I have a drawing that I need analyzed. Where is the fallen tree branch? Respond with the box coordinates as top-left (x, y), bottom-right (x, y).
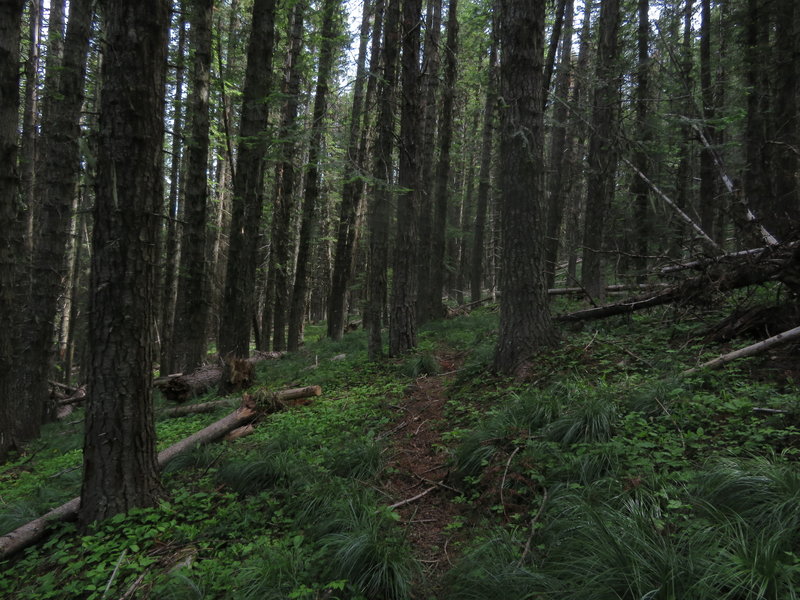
top-left (623, 156), bottom-right (722, 254)
top-left (682, 325), bottom-right (800, 376)
top-left (658, 244), bottom-right (793, 275)
top-left (160, 398), bottom-right (236, 417)
top-left (388, 486), bottom-right (437, 510)
top-left (557, 250), bottom-right (792, 323)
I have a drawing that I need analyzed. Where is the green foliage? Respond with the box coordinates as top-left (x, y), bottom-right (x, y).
top-left (399, 352), bottom-right (441, 378)
top-left (322, 501), bottom-right (419, 600)
top-left (4, 301), bottom-right (800, 599)
top-left (442, 529), bottom-right (544, 599)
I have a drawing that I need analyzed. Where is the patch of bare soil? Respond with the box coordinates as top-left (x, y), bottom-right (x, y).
top-left (381, 352), bottom-right (465, 595)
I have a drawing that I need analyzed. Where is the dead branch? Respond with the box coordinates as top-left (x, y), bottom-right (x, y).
top-left (387, 486), bottom-right (437, 510)
top-left (623, 156), bottom-right (722, 254)
top-left (557, 249), bottom-right (793, 323)
top-left (682, 325), bottom-right (800, 376)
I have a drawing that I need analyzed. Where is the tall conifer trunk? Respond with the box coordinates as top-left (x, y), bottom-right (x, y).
top-left (493, 0), bottom-right (557, 373)
top-left (288, 0), bottom-right (339, 351)
top-left (218, 0), bottom-right (277, 360)
top-left (80, 0), bottom-right (169, 525)
top-left (389, 0), bottom-right (423, 355)
top-left (172, 0), bottom-right (213, 372)
top-left (367, 0), bottom-right (400, 360)
top-left (0, 0), bottom-right (25, 461)
top-left (580, 0), bottom-right (621, 300)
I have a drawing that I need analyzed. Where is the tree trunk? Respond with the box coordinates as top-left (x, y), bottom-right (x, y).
top-left (288, 0), bottom-right (339, 351)
top-left (80, 0), bottom-right (170, 527)
top-left (208, 0), bottom-right (240, 348)
top-left (672, 0), bottom-right (693, 257)
top-left (172, 0), bottom-right (213, 373)
top-left (698, 0), bottom-right (716, 242)
top-left (19, 0), bottom-right (40, 255)
top-left (542, 0), bottom-right (566, 109)
top-left (0, 0), bottom-right (25, 461)
top-left (416, 0), bottom-right (442, 323)
top-left (470, 27), bottom-right (497, 303)
top-left (159, 5), bottom-right (186, 377)
top-left (389, 0), bottom-right (423, 356)
top-left (265, 0), bottom-right (305, 352)
top-left (218, 0), bottom-right (277, 359)
top-left (427, 0), bottom-right (459, 320)
top-left (19, 0), bottom-right (93, 439)
top-left (742, 0), bottom-right (771, 245)
top-left (630, 0), bottom-right (651, 280)
top-left (544, 0), bottom-right (574, 288)
top-left (492, 0), bottom-right (558, 373)
top-left (580, 0), bottom-right (621, 300)
top-left (328, 0), bottom-right (379, 341)
top-left (771, 0), bottom-right (798, 239)
top-left (366, 0), bottom-right (400, 360)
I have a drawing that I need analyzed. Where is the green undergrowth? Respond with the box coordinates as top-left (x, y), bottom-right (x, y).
top-left (2, 300), bottom-right (800, 598)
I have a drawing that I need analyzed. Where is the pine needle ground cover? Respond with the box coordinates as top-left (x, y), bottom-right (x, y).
top-left (2, 306), bottom-right (800, 599)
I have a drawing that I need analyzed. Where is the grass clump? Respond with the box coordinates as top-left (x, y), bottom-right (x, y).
top-left (321, 501), bottom-right (419, 600)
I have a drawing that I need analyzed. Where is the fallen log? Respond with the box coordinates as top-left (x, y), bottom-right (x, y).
top-left (682, 325), bottom-right (800, 376)
top-left (57, 386), bottom-right (87, 407)
top-left (160, 398), bottom-right (236, 417)
top-left (0, 383), bottom-right (318, 560)
top-left (156, 403), bottom-right (258, 466)
top-left (155, 352), bottom-right (285, 402)
top-left (160, 385), bottom-right (322, 417)
top-left (548, 283), bottom-right (670, 296)
top-left (154, 363), bottom-right (225, 402)
top-left (556, 250), bottom-right (793, 323)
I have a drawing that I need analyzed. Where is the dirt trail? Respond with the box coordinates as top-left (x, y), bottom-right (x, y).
top-left (382, 353), bottom-right (464, 590)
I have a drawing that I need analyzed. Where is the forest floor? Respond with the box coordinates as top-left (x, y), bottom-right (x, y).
top-left (3, 288), bottom-right (800, 599)
top-left (382, 352), bottom-right (465, 590)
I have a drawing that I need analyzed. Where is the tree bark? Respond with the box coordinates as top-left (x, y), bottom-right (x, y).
top-left (470, 25), bottom-right (497, 303)
top-left (366, 0), bottom-right (400, 360)
top-left (288, 0), bottom-right (340, 351)
top-left (80, 0), bottom-right (170, 527)
top-left (218, 0), bottom-right (277, 359)
top-left (159, 5), bottom-right (187, 377)
top-left (698, 0), bottom-right (716, 242)
top-left (0, 0), bottom-right (25, 461)
top-left (580, 0), bottom-right (621, 300)
top-left (265, 0), bottom-right (305, 352)
top-left (416, 0), bottom-right (442, 323)
top-left (427, 0), bottom-right (459, 320)
top-left (21, 0), bottom-right (93, 434)
top-left (629, 0), bottom-right (651, 280)
top-left (172, 0), bottom-right (213, 373)
top-left (328, 0), bottom-right (379, 341)
top-left (19, 0), bottom-right (40, 254)
top-left (389, 0), bottom-right (423, 356)
top-left (742, 0), bottom-right (771, 246)
top-left (544, 0), bottom-right (574, 288)
top-left (492, 0), bottom-right (558, 373)
top-left (771, 0), bottom-right (798, 239)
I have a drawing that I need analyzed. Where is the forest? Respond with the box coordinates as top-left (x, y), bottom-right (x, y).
top-left (1, 0), bottom-right (800, 597)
